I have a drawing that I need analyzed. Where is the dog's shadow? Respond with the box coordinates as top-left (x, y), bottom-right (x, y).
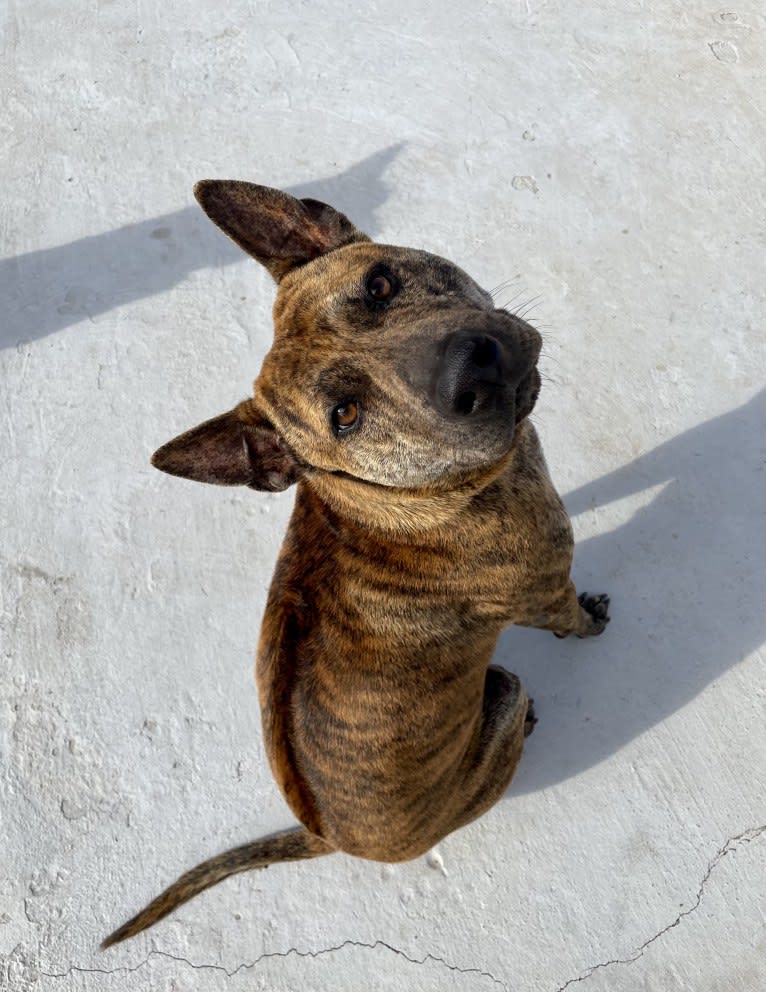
top-left (0, 143), bottom-right (404, 350)
top-left (501, 388), bottom-right (765, 794)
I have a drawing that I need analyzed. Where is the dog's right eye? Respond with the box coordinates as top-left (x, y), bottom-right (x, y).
top-left (365, 265), bottom-right (398, 306)
top-left (368, 275), bottom-right (393, 300)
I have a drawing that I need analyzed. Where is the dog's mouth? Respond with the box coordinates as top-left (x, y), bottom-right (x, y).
top-left (514, 366), bottom-right (541, 424)
top-left (324, 466), bottom-right (401, 490)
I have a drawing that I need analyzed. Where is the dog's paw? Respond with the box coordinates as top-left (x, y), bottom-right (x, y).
top-left (577, 592), bottom-right (610, 637)
top-left (524, 698), bottom-right (537, 738)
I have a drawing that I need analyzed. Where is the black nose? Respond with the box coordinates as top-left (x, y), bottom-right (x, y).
top-left (433, 333), bottom-right (506, 417)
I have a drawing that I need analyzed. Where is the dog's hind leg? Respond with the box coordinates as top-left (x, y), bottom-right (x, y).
top-left (447, 665), bottom-right (532, 834)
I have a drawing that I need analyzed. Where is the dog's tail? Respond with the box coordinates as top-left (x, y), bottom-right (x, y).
top-left (101, 826), bottom-right (333, 949)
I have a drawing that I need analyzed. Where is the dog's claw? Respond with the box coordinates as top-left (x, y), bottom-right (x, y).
top-left (524, 698), bottom-right (537, 737)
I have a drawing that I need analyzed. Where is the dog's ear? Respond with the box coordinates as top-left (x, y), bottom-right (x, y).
top-left (193, 180), bottom-right (369, 282)
top-left (151, 401), bottom-right (303, 492)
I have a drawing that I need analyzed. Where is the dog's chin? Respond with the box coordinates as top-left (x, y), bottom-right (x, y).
top-left (514, 367), bottom-right (541, 425)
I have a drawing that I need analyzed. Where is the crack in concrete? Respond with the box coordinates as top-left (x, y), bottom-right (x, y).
top-left (38, 825), bottom-right (763, 991)
top-left (41, 937), bottom-right (509, 989)
top-left (553, 824), bottom-right (766, 991)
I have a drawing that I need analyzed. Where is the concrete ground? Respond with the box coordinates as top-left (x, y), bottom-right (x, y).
top-left (2, 2), bottom-right (764, 990)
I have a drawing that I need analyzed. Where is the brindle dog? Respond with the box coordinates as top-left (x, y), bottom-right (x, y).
top-left (102, 181), bottom-right (609, 948)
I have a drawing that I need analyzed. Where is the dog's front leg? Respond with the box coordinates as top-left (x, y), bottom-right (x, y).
top-left (520, 579), bottom-right (610, 638)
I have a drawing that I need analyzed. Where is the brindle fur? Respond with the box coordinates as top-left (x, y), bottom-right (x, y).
top-left (102, 181), bottom-right (609, 948)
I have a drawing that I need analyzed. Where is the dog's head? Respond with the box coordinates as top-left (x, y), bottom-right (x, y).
top-left (153, 182), bottom-right (542, 500)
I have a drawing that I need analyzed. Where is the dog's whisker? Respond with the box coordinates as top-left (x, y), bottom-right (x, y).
top-left (512, 295), bottom-right (544, 320)
top-left (489, 278), bottom-right (521, 300)
top-left (496, 290), bottom-right (529, 312)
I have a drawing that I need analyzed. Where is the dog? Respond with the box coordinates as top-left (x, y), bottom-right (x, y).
top-left (102, 181), bottom-right (609, 948)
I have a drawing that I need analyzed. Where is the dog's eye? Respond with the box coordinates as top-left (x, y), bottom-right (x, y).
top-left (332, 401), bottom-right (361, 434)
top-left (368, 275), bottom-right (393, 300)
top-left (365, 266), bottom-right (397, 305)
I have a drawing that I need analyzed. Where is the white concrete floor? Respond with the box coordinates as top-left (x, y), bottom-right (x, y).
top-left (2, 2), bottom-right (765, 990)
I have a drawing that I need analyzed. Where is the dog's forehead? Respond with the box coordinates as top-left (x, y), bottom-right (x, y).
top-left (356, 243), bottom-right (489, 298)
top-left (282, 241), bottom-right (493, 308)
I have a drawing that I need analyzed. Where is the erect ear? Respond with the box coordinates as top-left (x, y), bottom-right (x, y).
top-left (193, 180), bottom-right (370, 282)
top-left (151, 401), bottom-right (303, 492)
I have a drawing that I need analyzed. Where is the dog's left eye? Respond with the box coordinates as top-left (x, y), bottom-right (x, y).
top-left (365, 266), bottom-right (398, 305)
